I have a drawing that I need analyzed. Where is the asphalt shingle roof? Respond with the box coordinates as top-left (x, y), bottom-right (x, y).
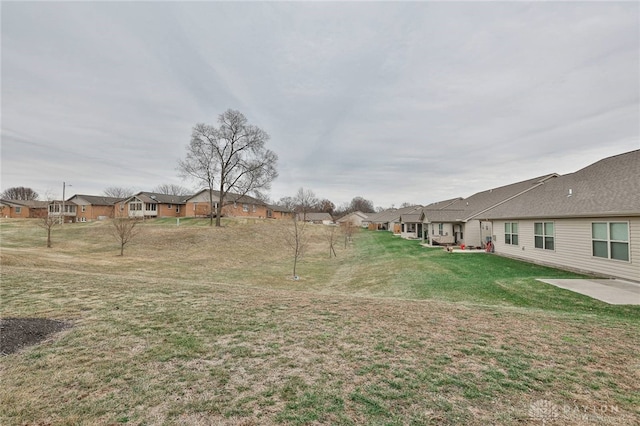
top-left (480, 150), bottom-right (640, 219)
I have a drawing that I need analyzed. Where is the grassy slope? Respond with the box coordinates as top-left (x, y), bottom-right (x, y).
top-left (1, 219), bottom-right (638, 425)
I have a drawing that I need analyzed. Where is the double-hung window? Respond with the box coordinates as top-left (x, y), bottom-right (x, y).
top-left (504, 222), bottom-right (518, 245)
top-left (534, 222), bottom-right (554, 250)
top-left (592, 222), bottom-right (629, 261)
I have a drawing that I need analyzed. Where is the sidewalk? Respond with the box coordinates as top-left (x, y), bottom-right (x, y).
top-left (537, 278), bottom-right (640, 305)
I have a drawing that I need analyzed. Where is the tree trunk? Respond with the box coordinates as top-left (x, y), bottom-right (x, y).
top-left (47, 229), bottom-right (52, 248)
top-left (216, 183), bottom-right (224, 227)
top-left (120, 242), bottom-right (124, 256)
top-left (208, 188), bottom-right (214, 227)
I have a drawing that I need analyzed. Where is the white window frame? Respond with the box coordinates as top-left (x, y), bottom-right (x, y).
top-left (592, 222), bottom-right (630, 262)
top-left (504, 222), bottom-right (519, 246)
top-left (534, 222), bottom-right (554, 250)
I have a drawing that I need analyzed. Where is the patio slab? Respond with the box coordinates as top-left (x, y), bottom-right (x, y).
top-left (537, 278), bottom-right (640, 305)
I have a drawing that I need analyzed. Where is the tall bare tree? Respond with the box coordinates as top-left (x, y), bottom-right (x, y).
top-left (103, 186), bottom-right (135, 199)
top-left (111, 211), bottom-right (142, 256)
top-left (152, 183), bottom-right (193, 196)
top-left (179, 109), bottom-right (278, 227)
top-left (1, 187), bottom-right (39, 200)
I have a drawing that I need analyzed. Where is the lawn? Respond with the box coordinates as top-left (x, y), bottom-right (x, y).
top-left (1, 218), bottom-right (638, 425)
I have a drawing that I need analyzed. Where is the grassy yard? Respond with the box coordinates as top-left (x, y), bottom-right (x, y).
top-left (1, 218), bottom-right (638, 425)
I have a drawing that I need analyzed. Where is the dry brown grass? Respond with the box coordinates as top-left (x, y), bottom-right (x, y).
top-left (1, 218), bottom-right (638, 425)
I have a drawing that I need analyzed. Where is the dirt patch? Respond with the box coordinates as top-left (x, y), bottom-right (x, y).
top-left (0, 318), bottom-right (71, 356)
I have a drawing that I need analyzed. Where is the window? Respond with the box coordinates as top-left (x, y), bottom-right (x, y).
top-left (253, 204), bottom-right (256, 212)
top-left (167, 204), bottom-right (172, 209)
top-left (592, 222), bottom-right (629, 261)
top-left (129, 202), bottom-right (142, 211)
top-left (243, 204), bottom-right (249, 212)
top-left (81, 205), bottom-right (86, 212)
top-left (146, 204), bottom-right (157, 211)
top-left (15, 207), bottom-right (21, 214)
top-left (534, 222), bottom-right (554, 250)
top-left (176, 206), bottom-right (180, 213)
top-left (438, 224), bottom-right (444, 235)
top-left (504, 222), bottom-right (519, 245)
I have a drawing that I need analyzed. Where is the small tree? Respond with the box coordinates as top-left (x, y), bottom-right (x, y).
top-left (39, 214), bottom-right (59, 248)
top-left (341, 220), bottom-right (358, 248)
top-left (283, 215), bottom-right (307, 279)
top-left (324, 225), bottom-right (338, 258)
top-left (111, 212), bottom-right (141, 256)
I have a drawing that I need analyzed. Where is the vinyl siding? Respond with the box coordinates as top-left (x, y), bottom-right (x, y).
top-left (462, 220), bottom-right (482, 246)
top-left (493, 217), bottom-right (639, 282)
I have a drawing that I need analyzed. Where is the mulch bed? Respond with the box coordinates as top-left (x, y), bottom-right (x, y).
top-left (0, 318), bottom-right (72, 356)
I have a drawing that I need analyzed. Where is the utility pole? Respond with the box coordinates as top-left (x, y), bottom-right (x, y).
top-left (61, 181), bottom-right (71, 225)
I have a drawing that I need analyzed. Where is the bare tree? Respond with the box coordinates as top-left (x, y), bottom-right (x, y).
top-left (1, 187), bottom-right (39, 200)
top-left (103, 186), bottom-right (135, 199)
top-left (179, 109), bottom-right (278, 227)
top-left (111, 211), bottom-right (142, 256)
top-left (39, 214), bottom-right (59, 248)
top-left (324, 225), bottom-right (338, 258)
top-left (341, 220), bottom-right (358, 248)
top-left (293, 187), bottom-right (318, 221)
top-left (153, 183), bottom-right (193, 196)
top-left (283, 216), bottom-right (307, 279)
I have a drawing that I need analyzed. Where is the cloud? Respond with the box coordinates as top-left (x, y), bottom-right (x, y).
top-left (1, 1), bottom-right (638, 207)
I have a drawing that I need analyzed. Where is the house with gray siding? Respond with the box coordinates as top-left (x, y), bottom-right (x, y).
top-left (479, 150), bottom-right (640, 282)
top-left (421, 175), bottom-right (557, 247)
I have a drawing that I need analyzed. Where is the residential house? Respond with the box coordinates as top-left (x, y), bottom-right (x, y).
top-left (422, 174), bottom-right (558, 247)
top-left (48, 200), bottom-right (77, 223)
top-left (337, 211), bottom-right (369, 227)
top-left (122, 192), bottom-right (188, 219)
top-left (299, 212), bottom-right (334, 225)
top-left (366, 205), bottom-right (423, 233)
top-left (480, 150), bottom-right (640, 282)
top-left (185, 190), bottom-right (269, 219)
top-left (266, 204), bottom-right (294, 220)
top-left (66, 194), bottom-right (121, 222)
top-left (399, 212), bottom-right (423, 239)
top-left (0, 199), bottom-right (49, 219)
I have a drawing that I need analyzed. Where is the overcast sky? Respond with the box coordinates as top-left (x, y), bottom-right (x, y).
top-left (2, 1), bottom-right (638, 208)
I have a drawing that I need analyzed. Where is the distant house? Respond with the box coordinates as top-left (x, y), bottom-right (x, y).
top-left (399, 213), bottom-right (424, 239)
top-left (366, 205), bottom-right (423, 233)
top-left (66, 194), bottom-right (121, 222)
top-left (422, 174), bottom-right (558, 247)
top-left (0, 199), bottom-right (49, 219)
top-left (266, 204), bottom-right (294, 220)
top-left (121, 192), bottom-right (188, 219)
top-left (337, 211), bottom-right (369, 227)
top-left (299, 212), bottom-right (334, 225)
top-left (480, 150), bottom-right (640, 282)
top-left (185, 190), bottom-right (269, 219)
